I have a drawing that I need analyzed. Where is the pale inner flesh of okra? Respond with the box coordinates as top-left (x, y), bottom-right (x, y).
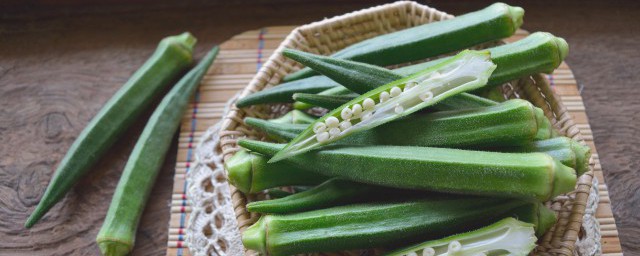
top-left (393, 218), bottom-right (536, 256)
top-left (310, 53), bottom-right (494, 144)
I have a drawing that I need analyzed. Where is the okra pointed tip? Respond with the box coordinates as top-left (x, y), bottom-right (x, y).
top-left (97, 239), bottom-right (132, 256)
top-left (242, 216), bottom-right (269, 254)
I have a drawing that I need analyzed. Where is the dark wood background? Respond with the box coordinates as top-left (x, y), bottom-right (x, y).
top-left (1, 0), bottom-right (638, 255)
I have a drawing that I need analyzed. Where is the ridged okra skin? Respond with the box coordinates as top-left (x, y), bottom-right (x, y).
top-left (283, 2), bottom-right (524, 81)
top-left (239, 140), bottom-right (577, 201)
top-left (268, 109), bottom-right (317, 124)
top-left (225, 149), bottom-right (329, 194)
top-left (396, 32), bottom-right (568, 88)
top-left (237, 31), bottom-right (567, 108)
top-left (242, 197), bottom-right (529, 255)
top-left (25, 33), bottom-right (196, 228)
top-left (235, 75), bottom-right (337, 107)
top-left (502, 137), bottom-right (591, 176)
top-left (247, 99), bottom-right (549, 148)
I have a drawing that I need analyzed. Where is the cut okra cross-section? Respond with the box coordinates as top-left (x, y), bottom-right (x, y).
top-left (269, 50), bottom-right (497, 162)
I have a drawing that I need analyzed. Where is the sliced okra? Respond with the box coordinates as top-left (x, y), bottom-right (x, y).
top-left (270, 50), bottom-right (497, 162)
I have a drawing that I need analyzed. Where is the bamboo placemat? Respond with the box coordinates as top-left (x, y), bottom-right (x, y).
top-left (165, 26), bottom-right (623, 256)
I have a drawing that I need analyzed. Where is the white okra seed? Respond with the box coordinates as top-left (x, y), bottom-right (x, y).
top-left (420, 91), bottom-right (434, 102)
top-left (390, 86), bottom-right (402, 97)
top-left (422, 248), bottom-right (435, 256)
top-left (316, 132), bottom-right (329, 142)
top-left (448, 241), bottom-right (462, 252)
top-left (339, 120), bottom-right (352, 130)
top-left (325, 116), bottom-right (339, 128)
top-left (379, 91), bottom-right (390, 102)
top-left (328, 127), bottom-right (340, 137)
top-left (340, 107), bottom-right (353, 120)
top-left (313, 122), bottom-right (326, 134)
top-left (363, 98), bottom-right (375, 110)
top-left (351, 104), bottom-right (363, 118)
top-left (394, 104), bottom-right (404, 114)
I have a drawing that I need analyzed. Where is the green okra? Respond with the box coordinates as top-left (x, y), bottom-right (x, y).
top-left (239, 140), bottom-right (577, 201)
top-left (293, 86), bottom-right (355, 110)
top-left (283, 3), bottom-right (524, 81)
top-left (267, 109), bottom-right (316, 124)
top-left (245, 117), bottom-right (307, 142)
top-left (25, 33), bottom-right (196, 228)
top-left (502, 137), bottom-right (591, 176)
top-left (284, 48), bottom-right (493, 111)
top-left (385, 218), bottom-right (537, 256)
top-left (293, 92), bottom-right (359, 110)
top-left (272, 50), bottom-right (496, 161)
top-left (246, 99), bottom-right (551, 148)
top-left (247, 178), bottom-right (413, 214)
top-left (510, 202), bottom-right (557, 238)
top-left (235, 75), bottom-right (338, 107)
top-left (97, 46), bottom-right (219, 256)
top-left (238, 32), bottom-right (566, 108)
top-left (225, 149), bottom-right (329, 194)
top-left (242, 197), bottom-right (529, 255)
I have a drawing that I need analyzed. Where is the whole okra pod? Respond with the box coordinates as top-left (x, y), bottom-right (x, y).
top-left (239, 140), bottom-right (577, 201)
top-left (284, 2), bottom-right (524, 81)
top-left (247, 99), bottom-right (552, 148)
top-left (242, 197), bottom-right (530, 255)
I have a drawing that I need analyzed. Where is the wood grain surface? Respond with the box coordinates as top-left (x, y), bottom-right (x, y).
top-left (1, 1), bottom-right (638, 255)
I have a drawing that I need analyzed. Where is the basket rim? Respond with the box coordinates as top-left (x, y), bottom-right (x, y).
top-left (214, 1), bottom-right (595, 255)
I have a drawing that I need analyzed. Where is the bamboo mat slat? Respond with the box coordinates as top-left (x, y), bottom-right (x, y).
top-left (165, 26), bottom-right (623, 256)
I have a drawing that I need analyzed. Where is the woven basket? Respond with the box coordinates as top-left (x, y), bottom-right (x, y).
top-left (217, 1), bottom-right (595, 255)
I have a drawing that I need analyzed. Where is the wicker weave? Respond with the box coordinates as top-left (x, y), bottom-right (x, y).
top-left (216, 1), bottom-right (595, 255)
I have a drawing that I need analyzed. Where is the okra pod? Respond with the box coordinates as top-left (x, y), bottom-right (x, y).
top-left (242, 197), bottom-right (529, 255)
top-left (97, 46), bottom-right (218, 256)
top-left (272, 50), bottom-right (496, 161)
top-left (235, 75), bottom-right (338, 107)
top-left (267, 109), bottom-right (316, 124)
top-left (225, 149), bottom-right (329, 194)
top-left (247, 178), bottom-right (412, 214)
top-left (283, 3), bottom-right (523, 81)
top-left (25, 33), bottom-right (196, 228)
top-left (502, 137), bottom-right (591, 176)
top-left (293, 92), bottom-right (359, 110)
top-left (385, 218), bottom-right (537, 256)
top-left (293, 86), bottom-right (355, 110)
top-left (247, 99), bottom-right (549, 148)
top-left (237, 32), bottom-right (566, 108)
top-left (239, 140), bottom-right (577, 201)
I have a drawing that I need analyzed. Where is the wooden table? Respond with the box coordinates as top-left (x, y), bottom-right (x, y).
top-left (1, 1), bottom-right (638, 255)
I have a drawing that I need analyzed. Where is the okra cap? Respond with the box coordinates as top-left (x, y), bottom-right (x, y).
top-left (97, 239), bottom-right (132, 256)
top-left (550, 160), bottom-right (577, 200)
top-left (225, 150), bottom-right (254, 194)
top-left (491, 3), bottom-right (525, 32)
top-left (536, 205), bottom-right (558, 237)
top-left (570, 140), bottom-right (592, 176)
top-left (242, 216), bottom-right (269, 254)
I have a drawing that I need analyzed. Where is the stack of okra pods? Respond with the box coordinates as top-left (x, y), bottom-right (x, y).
top-left (229, 3), bottom-right (589, 256)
